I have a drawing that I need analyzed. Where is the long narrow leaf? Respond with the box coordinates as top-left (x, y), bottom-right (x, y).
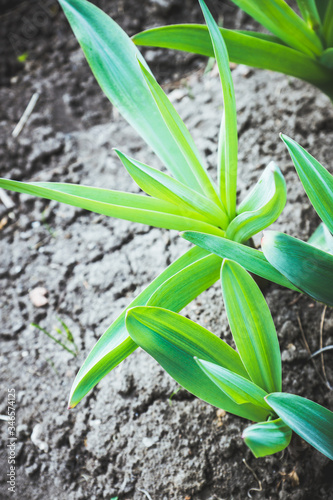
top-left (281, 135), bottom-right (333, 234)
top-left (147, 253), bottom-right (222, 311)
top-left (199, 0), bottom-right (238, 219)
top-left (243, 418), bottom-right (292, 458)
top-left (58, 0), bottom-right (204, 192)
top-left (115, 149), bottom-right (228, 228)
top-left (316, 0), bottom-right (329, 22)
top-left (196, 359), bottom-right (272, 410)
top-left (262, 231), bottom-right (333, 306)
top-left (230, 0), bottom-right (323, 56)
top-left (133, 25), bottom-right (333, 96)
top-left (296, 0), bottom-right (321, 31)
top-left (137, 60), bottom-right (221, 206)
top-left (221, 260), bottom-right (282, 393)
top-left (0, 179), bottom-right (224, 236)
top-left (182, 231), bottom-right (300, 291)
top-left (227, 162), bottom-right (286, 243)
top-left (308, 223), bottom-right (333, 253)
top-left (323, 0), bottom-right (333, 46)
top-left (126, 307), bottom-right (269, 421)
top-left (266, 393), bottom-right (333, 460)
top-left (68, 246), bottom-right (211, 408)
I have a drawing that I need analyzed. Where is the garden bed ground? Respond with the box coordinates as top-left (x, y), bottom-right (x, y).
top-left (0, 1), bottom-right (333, 499)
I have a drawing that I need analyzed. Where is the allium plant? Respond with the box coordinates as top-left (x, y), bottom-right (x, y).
top-left (133, 0), bottom-right (333, 101)
top-left (0, 0), bottom-right (294, 408)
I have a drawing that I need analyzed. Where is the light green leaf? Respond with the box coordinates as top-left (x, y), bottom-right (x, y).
top-left (115, 149), bottom-right (228, 228)
top-left (308, 223), bottom-right (333, 254)
top-left (68, 246), bottom-right (211, 408)
top-left (266, 393), bottom-right (333, 460)
top-left (227, 162), bottom-right (286, 243)
top-left (221, 260), bottom-right (282, 393)
top-left (0, 179), bottom-right (224, 237)
top-left (230, 0), bottom-right (323, 56)
top-left (182, 231), bottom-right (300, 291)
top-left (126, 307), bottom-right (269, 421)
top-left (243, 418), bottom-right (292, 458)
top-left (195, 358), bottom-right (272, 411)
top-left (281, 135), bottom-right (333, 235)
top-left (262, 231), bottom-right (333, 306)
top-left (296, 0), bottom-right (321, 31)
top-left (137, 59), bottom-right (221, 206)
top-left (147, 253), bottom-right (222, 311)
top-left (58, 0), bottom-right (204, 192)
top-left (198, 0), bottom-right (238, 219)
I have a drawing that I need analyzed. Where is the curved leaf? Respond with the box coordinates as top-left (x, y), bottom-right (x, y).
top-left (281, 135), bottom-right (333, 234)
top-left (227, 162), bottom-right (286, 243)
top-left (115, 149), bottom-right (228, 228)
top-left (133, 25), bottom-right (332, 93)
top-left (266, 393), bottom-right (333, 460)
top-left (195, 358), bottom-right (272, 411)
top-left (126, 307), bottom-right (269, 421)
top-left (221, 260), bottom-right (281, 393)
top-left (182, 231), bottom-right (299, 291)
top-left (230, 0), bottom-right (323, 56)
top-left (0, 179), bottom-right (224, 236)
top-left (243, 418), bottom-right (292, 457)
top-left (58, 0), bottom-right (204, 192)
top-left (68, 246), bottom-right (211, 408)
top-left (147, 253), bottom-right (222, 311)
top-left (198, 0), bottom-right (237, 219)
top-left (262, 231), bottom-right (333, 306)
top-left (137, 59), bottom-right (221, 206)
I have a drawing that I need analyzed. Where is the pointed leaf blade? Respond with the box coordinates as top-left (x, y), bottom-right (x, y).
top-left (58, 0), bottom-right (203, 191)
top-left (221, 260), bottom-right (282, 393)
top-left (195, 359), bottom-right (271, 410)
top-left (68, 246), bottom-right (211, 407)
top-left (308, 223), bottom-right (333, 254)
top-left (198, 0), bottom-right (238, 219)
top-left (0, 179), bottom-right (224, 236)
top-left (227, 162), bottom-right (286, 243)
top-left (262, 231), bottom-right (333, 306)
top-left (182, 231), bottom-right (300, 291)
top-left (281, 135), bottom-right (333, 234)
top-left (126, 307), bottom-right (269, 421)
top-left (266, 393), bottom-right (333, 460)
top-left (115, 149), bottom-right (228, 228)
top-left (243, 418), bottom-right (292, 458)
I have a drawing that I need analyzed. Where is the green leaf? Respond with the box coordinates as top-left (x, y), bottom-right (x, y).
top-left (147, 253), bottom-right (222, 311)
top-left (262, 231), bottom-right (333, 306)
top-left (266, 393), bottom-right (333, 460)
top-left (58, 0), bottom-right (204, 192)
top-left (296, 0), bottom-right (321, 31)
top-left (323, 0), bottom-right (333, 46)
top-left (133, 25), bottom-right (333, 96)
top-left (281, 135), bottom-right (333, 234)
top-left (126, 307), bottom-right (269, 421)
top-left (115, 149), bottom-right (228, 228)
top-left (221, 260), bottom-right (282, 393)
top-left (182, 231), bottom-right (300, 291)
top-left (195, 359), bottom-right (272, 411)
top-left (320, 48), bottom-right (333, 69)
top-left (69, 246), bottom-right (211, 408)
top-left (198, 0), bottom-right (238, 219)
top-left (308, 223), bottom-right (333, 254)
top-left (243, 418), bottom-right (292, 458)
top-left (137, 59), bottom-right (221, 206)
top-left (316, 0), bottom-right (329, 22)
top-left (230, 0), bottom-right (323, 56)
top-left (0, 179), bottom-right (224, 237)
top-left (226, 162), bottom-right (286, 243)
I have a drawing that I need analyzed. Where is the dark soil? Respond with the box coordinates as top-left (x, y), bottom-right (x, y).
top-left (0, 1), bottom-right (333, 499)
